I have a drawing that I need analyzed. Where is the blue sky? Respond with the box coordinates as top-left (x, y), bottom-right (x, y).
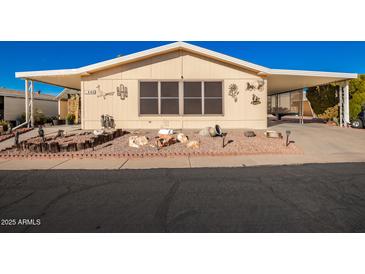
top-left (0, 41), bottom-right (364, 95)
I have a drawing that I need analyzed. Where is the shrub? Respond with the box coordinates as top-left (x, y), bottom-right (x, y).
top-left (0, 120), bottom-right (9, 132)
top-left (349, 92), bottom-right (365, 120)
top-left (317, 105), bottom-right (338, 121)
top-left (34, 109), bottom-right (47, 125)
top-left (349, 75), bottom-right (365, 120)
top-left (66, 113), bottom-right (75, 123)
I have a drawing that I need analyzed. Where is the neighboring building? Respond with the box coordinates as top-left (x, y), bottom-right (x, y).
top-left (0, 88), bottom-right (57, 124)
top-left (56, 88), bottom-right (80, 121)
top-left (15, 42), bottom-right (357, 129)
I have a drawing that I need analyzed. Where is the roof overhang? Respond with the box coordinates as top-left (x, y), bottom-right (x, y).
top-left (265, 69), bottom-right (358, 95)
top-left (56, 88), bottom-right (80, 100)
top-left (15, 41), bottom-right (358, 92)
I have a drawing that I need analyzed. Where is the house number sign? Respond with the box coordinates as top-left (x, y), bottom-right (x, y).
top-left (85, 89), bottom-right (96, 95)
top-left (85, 84), bottom-right (128, 100)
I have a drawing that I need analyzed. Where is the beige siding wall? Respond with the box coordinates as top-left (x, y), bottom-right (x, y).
top-left (4, 97), bottom-right (57, 121)
top-left (59, 99), bottom-right (68, 119)
top-left (81, 50), bottom-right (267, 130)
top-left (33, 99), bottom-right (58, 117)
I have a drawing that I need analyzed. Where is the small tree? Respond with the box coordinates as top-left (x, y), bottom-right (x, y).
top-left (349, 75), bottom-right (365, 120)
top-left (306, 84), bottom-right (339, 115)
top-left (349, 92), bottom-right (365, 119)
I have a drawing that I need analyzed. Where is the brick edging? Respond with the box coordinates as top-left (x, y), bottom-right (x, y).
top-left (0, 149), bottom-right (303, 160)
top-left (0, 128), bottom-right (33, 143)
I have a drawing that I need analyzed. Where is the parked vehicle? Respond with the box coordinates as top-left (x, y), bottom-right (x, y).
top-left (351, 107), bottom-right (365, 129)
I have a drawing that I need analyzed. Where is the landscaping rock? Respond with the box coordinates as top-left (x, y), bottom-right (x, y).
top-left (265, 130), bottom-right (283, 138)
top-left (199, 127), bottom-right (211, 136)
top-left (129, 136), bottom-right (148, 148)
top-left (50, 142), bottom-right (60, 153)
top-left (186, 140), bottom-right (200, 149)
top-left (93, 129), bottom-right (104, 136)
top-left (177, 133), bottom-right (188, 144)
top-left (244, 131), bottom-right (256, 137)
top-left (199, 126), bottom-right (222, 137)
top-left (158, 129), bottom-right (174, 135)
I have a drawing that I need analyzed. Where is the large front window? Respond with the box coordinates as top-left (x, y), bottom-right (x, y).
top-left (139, 81), bottom-right (223, 115)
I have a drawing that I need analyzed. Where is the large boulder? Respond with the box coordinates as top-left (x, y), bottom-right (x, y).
top-left (186, 140), bottom-right (200, 149)
top-left (129, 136), bottom-right (149, 148)
top-left (176, 133), bottom-right (188, 144)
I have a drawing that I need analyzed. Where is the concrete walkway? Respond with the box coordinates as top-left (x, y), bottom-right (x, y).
top-left (0, 122), bottom-right (365, 169)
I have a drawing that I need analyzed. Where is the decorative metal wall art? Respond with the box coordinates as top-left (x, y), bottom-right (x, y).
top-left (228, 83), bottom-right (239, 102)
top-left (246, 80), bottom-right (265, 91)
top-left (96, 85), bottom-right (115, 99)
top-left (101, 114), bottom-right (115, 129)
top-left (251, 94), bottom-right (261, 105)
top-left (257, 80), bottom-right (265, 91)
top-left (246, 82), bottom-right (256, 91)
top-left (116, 84), bottom-right (128, 100)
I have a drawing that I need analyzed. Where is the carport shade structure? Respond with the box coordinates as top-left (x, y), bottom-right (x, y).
top-left (15, 41), bottom-right (357, 129)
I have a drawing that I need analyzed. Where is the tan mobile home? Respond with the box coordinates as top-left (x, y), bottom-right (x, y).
top-left (0, 88), bottom-right (57, 123)
top-left (16, 42), bottom-right (357, 129)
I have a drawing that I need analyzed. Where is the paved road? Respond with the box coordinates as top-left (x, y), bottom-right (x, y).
top-left (1, 162), bottom-right (365, 232)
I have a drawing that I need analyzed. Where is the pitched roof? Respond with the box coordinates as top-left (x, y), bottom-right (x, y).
top-left (0, 88), bottom-right (57, 101)
top-left (56, 88), bottom-right (80, 99)
top-left (15, 41), bottom-right (358, 93)
top-left (16, 42), bottom-right (271, 79)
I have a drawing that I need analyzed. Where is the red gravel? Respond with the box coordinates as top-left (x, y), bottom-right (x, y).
top-left (0, 129), bottom-right (302, 158)
top-left (0, 128), bottom-right (33, 143)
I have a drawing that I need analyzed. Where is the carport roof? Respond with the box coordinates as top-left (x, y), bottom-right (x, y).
top-left (15, 41), bottom-right (358, 94)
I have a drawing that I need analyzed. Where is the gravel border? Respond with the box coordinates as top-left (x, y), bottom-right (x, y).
top-left (0, 129), bottom-right (302, 159)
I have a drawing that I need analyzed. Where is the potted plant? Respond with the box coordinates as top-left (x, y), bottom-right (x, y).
top-left (52, 116), bottom-right (60, 126)
top-left (66, 113), bottom-right (75, 125)
top-left (0, 120), bottom-right (8, 134)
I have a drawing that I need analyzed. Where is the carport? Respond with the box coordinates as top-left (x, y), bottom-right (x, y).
top-left (15, 42), bottom-right (358, 129)
top-left (265, 70), bottom-right (356, 126)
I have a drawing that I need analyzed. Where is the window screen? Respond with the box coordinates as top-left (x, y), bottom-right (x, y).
top-left (184, 82), bottom-right (202, 114)
top-left (161, 82), bottom-right (179, 114)
top-left (204, 82), bottom-right (222, 114)
top-left (140, 82), bottom-right (158, 114)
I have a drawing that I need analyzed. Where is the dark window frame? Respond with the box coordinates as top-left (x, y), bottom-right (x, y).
top-left (139, 81), bottom-right (159, 115)
top-left (160, 81), bottom-right (179, 115)
top-left (139, 80), bottom-right (224, 116)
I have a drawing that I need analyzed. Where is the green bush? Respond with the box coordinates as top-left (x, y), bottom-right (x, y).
top-left (0, 120), bottom-right (9, 132)
top-left (66, 113), bottom-right (75, 124)
top-left (34, 109), bottom-right (47, 125)
top-left (349, 75), bottom-right (365, 120)
top-left (350, 92), bottom-right (365, 120)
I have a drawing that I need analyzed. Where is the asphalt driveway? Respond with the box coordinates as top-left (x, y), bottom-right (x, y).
top-left (1, 162), bottom-right (365, 232)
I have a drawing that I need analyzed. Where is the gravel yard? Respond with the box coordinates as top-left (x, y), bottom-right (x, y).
top-left (0, 128), bottom-right (301, 158)
top-left (0, 128), bottom-right (32, 142)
